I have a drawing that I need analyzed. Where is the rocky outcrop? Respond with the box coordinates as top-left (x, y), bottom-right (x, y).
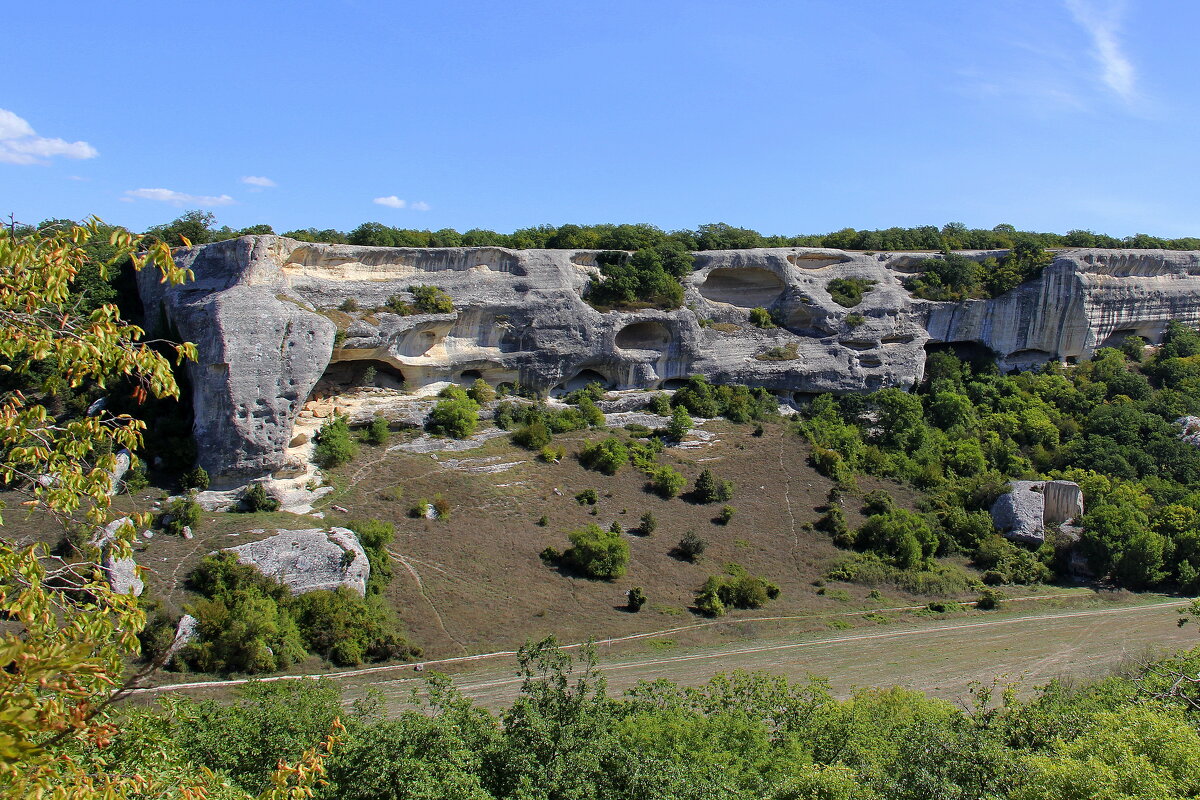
top-left (140, 238), bottom-right (1200, 487)
top-left (92, 517), bottom-right (143, 596)
top-left (223, 527), bottom-right (369, 595)
top-left (990, 480), bottom-right (1084, 545)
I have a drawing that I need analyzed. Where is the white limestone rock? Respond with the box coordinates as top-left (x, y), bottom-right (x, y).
top-left (92, 517), bottom-right (144, 596)
top-left (141, 238), bottom-right (1200, 486)
top-left (990, 480), bottom-right (1084, 546)
top-left (223, 527), bottom-right (369, 595)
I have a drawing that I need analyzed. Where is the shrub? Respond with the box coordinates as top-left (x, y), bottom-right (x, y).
top-left (379, 485), bottom-right (403, 502)
top-left (513, 420), bottom-right (552, 450)
top-left (338, 298), bottom-right (359, 312)
top-left (695, 564), bottom-right (779, 616)
top-left (691, 468), bottom-right (734, 503)
top-left (649, 393), bottom-right (672, 416)
top-left (826, 277), bottom-right (878, 308)
top-left (577, 397), bottom-right (606, 427)
top-left (466, 378), bottom-right (495, 404)
top-left (639, 511), bottom-right (657, 535)
top-left (971, 535), bottom-right (1050, 585)
top-left (409, 500), bottom-right (432, 519)
top-left (540, 546), bottom-right (561, 562)
top-left (360, 415), bottom-right (390, 446)
top-left (564, 523), bottom-right (630, 580)
top-left (627, 586), bottom-right (647, 611)
top-left (181, 466), bottom-right (210, 492)
top-left (579, 436), bottom-right (629, 475)
top-left (856, 509), bottom-right (938, 570)
top-left (427, 385), bottom-right (480, 438)
top-left (537, 515), bottom-right (549, 527)
top-left (717, 505), bottom-right (736, 524)
top-left (861, 489), bottom-right (894, 516)
top-left (408, 284), bottom-right (454, 314)
top-left (314, 414), bottom-right (358, 468)
top-left (385, 294), bottom-right (414, 314)
top-left (755, 343), bottom-right (799, 361)
top-left (240, 483), bottom-right (281, 513)
top-left (649, 465), bottom-right (686, 498)
top-left (845, 313), bottom-right (865, 328)
top-left (348, 518), bottom-right (395, 594)
top-left (749, 307), bottom-right (775, 328)
top-left (575, 488), bottom-right (598, 505)
top-left (539, 444), bottom-right (565, 463)
top-left (162, 497), bottom-right (201, 535)
top-left (677, 531), bottom-right (707, 561)
top-left (665, 406), bottom-right (692, 440)
top-left (432, 496), bottom-right (451, 520)
top-left (976, 587), bottom-right (1006, 610)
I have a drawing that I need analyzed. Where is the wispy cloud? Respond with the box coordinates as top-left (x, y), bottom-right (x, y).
top-left (1064, 0), bottom-right (1136, 102)
top-left (124, 188), bottom-right (236, 207)
top-left (0, 108), bottom-right (98, 165)
top-left (240, 175), bottom-right (276, 188)
top-left (373, 196), bottom-right (431, 211)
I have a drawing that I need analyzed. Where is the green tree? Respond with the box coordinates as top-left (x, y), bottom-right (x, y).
top-left (0, 220), bottom-right (337, 798)
top-left (564, 523), bottom-right (630, 579)
top-left (427, 385), bottom-right (480, 438)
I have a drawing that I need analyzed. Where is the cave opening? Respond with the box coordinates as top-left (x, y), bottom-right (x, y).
top-left (698, 267), bottom-right (785, 307)
top-left (311, 359), bottom-right (406, 398)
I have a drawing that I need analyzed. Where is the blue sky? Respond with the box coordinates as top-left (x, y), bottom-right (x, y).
top-left (2, 1), bottom-right (1196, 238)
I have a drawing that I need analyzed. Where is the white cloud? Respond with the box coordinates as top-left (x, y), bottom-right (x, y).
top-left (0, 108), bottom-right (98, 165)
top-left (124, 188), bottom-right (236, 207)
top-left (240, 175), bottom-right (276, 188)
top-left (373, 196), bottom-right (431, 210)
top-left (1064, 0), bottom-right (1136, 102)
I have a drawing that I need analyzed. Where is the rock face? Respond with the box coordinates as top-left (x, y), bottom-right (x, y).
top-left (223, 527), bottom-right (369, 595)
top-left (990, 480), bottom-right (1084, 545)
top-left (139, 238), bottom-right (1200, 487)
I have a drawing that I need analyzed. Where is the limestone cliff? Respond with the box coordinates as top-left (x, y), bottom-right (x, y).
top-left (138, 238), bottom-right (1200, 487)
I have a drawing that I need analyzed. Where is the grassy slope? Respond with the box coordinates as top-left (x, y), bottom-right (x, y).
top-left (3, 417), bottom-right (1109, 677)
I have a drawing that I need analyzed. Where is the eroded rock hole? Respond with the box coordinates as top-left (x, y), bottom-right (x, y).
top-left (312, 360), bottom-right (406, 395)
top-left (698, 267), bottom-right (785, 307)
top-left (616, 321), bottom-right (672, 350)
top-left (559, 369), bottom-right (612, 393)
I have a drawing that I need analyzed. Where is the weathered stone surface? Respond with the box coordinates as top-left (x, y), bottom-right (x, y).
top-left (990, 480), bottom-right (1084, 545)
top-left (223, 527), bottom-right (369, 595)
top-left (142, 238), bottom-right (1200, 486)
top-left (165, 614), bottom-right (198, 662)
top-left (93, 517), bottom-right (144, 596)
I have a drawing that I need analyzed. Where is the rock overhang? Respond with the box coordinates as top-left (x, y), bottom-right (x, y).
top-left (139, 238), bottom-right (1200, 487)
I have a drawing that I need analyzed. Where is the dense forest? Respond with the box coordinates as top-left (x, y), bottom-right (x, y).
top-left (797, 323), bottom-right (1200, 595)
top-left (80, 635), bottom-right (1200, 800)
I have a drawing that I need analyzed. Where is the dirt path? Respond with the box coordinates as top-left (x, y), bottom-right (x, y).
top-left (133, 597), bottom-right (1191, 707)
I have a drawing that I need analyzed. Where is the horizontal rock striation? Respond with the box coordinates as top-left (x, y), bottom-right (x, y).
top-left (140, 238), bottom-right (1200, 487)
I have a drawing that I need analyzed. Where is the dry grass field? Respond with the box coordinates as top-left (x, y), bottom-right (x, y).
top-left (10, 415), bottom-right (1195, 699)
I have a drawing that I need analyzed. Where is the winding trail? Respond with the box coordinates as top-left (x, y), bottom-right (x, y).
top-left (386, 547), bottom-right (468, 655)
top-left (777, 430), bottom-right (801, 570)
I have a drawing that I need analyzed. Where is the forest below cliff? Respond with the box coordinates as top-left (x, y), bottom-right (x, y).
top-left (89, 635), bottom-right (1200, 800)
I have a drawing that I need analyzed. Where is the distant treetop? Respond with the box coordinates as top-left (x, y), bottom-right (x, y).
top-left (26, 212), bottom-right (1200, 253)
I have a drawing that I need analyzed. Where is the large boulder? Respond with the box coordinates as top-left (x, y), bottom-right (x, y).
top-left (223, 527), bottom-right (369, 595)
top-left (140, 238), bottom-right (1200, 486)
top-left (990, 480), bottom-right (1084, 546)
